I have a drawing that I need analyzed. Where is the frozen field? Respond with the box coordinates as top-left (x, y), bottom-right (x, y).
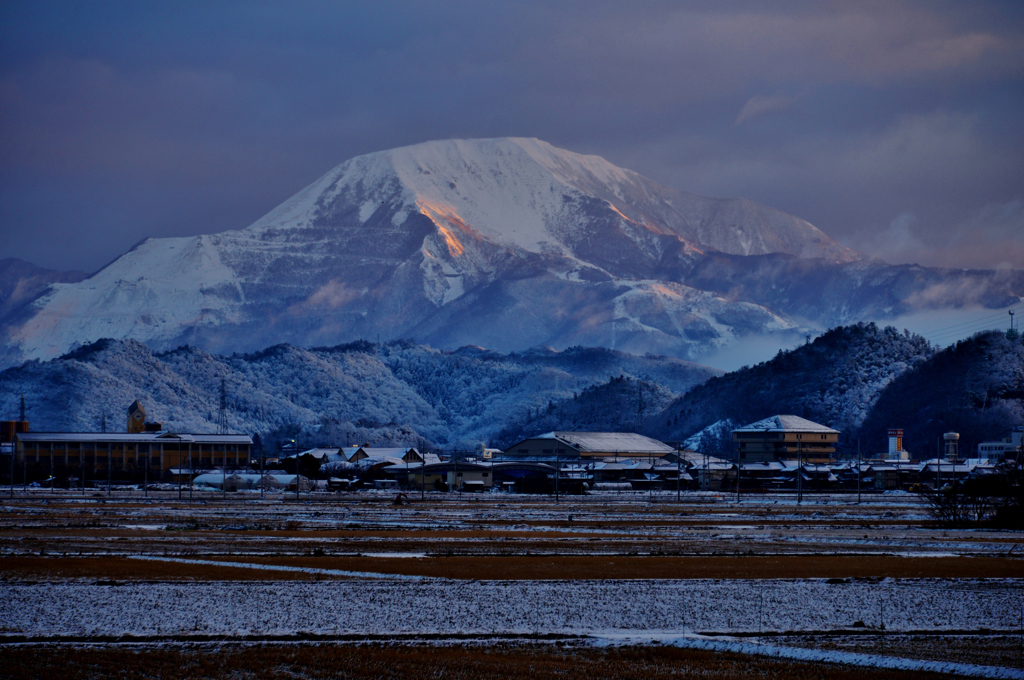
top-left (1, 577), bottom-right (1020, 639)
top-left (2, 491), bottom-right (1023, 677)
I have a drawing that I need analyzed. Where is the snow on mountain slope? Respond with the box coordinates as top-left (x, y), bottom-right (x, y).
top-left (4, 138), bottom-right (846, 367)
top-left (250, 137), bottom-right (856, 262)
top-left (0, 338), bottom-right (719, 448)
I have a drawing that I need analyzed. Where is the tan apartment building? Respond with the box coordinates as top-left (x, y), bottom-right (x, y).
top-left (732, 415), bottom-right (839, 464)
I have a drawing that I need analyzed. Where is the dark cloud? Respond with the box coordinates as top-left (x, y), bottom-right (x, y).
top-left (1, 1), bottom-right (1022, 272)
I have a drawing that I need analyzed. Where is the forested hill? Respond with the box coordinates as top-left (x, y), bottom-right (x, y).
top-left (652, 323), bottom-right (934, 455)
top-left (859, 330), bottom-right (1024, 458)
top-left (492, 375), bottom-right (679, 447)
top-left (0, 338), bottom-right (717, 451)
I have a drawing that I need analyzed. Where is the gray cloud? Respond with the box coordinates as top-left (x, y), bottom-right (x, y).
top-left (0, 1), bottom-right (1021, 273)
top-left (735, 94), bottom-right (796, 125)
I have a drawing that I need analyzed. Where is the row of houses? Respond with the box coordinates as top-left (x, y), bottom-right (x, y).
top-left (282, 445), bottom-right (998, 494)
top-left (2, 401), bottom-right (1019, 492)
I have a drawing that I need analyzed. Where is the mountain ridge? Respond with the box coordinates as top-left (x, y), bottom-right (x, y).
top-left (1, 137), bottom-right (1020, 368)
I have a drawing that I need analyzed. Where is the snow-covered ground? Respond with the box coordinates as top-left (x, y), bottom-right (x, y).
top-left (1, 578), bottom-right (1019, 639)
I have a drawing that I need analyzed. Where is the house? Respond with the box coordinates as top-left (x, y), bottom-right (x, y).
top-left (503, 431), bottom-right (675, 461)
top-left (732, 415), bottom-right (839, 464)
top-left (348, 446), bottom-right (421, 463)
top-left (918, 459), bottom-right (974, 489)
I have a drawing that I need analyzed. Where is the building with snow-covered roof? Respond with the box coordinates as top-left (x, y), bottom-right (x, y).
top-left (732, 415), bottom-right (839, 464)
top-left (976, 426), bottom-right (1022, 463)
top-left (503, 431), bottom-right (675, 461)
top-left (348, 446), bottom-right (421, 463)
top-left (12, 430), bottom-right (253, 482)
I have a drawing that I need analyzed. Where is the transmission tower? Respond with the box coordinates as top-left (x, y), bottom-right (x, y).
top-left (217, 377), bottom-right (228, 435)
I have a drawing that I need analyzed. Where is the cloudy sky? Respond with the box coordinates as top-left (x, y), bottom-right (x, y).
top-left (2, 1), bottom-right (1022, 274)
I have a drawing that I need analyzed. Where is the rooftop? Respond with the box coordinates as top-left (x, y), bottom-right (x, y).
top-left (13, 432), bottom-right (253, 444)
top-left (733, 415), bottom-right (839, 434)
top-left (534, 431), bottom-right (675, 454)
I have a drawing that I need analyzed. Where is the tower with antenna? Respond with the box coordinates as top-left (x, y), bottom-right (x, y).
top-left (1007, 310), bottom-right (1019, 341)
top-left (217, 377), bottom-right (228, 435)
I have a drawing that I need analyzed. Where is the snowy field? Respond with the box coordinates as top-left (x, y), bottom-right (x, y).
top-left (3, 492), bottom-right (1023, 676)
top-left (2, 577), bottom-right (1019, 639)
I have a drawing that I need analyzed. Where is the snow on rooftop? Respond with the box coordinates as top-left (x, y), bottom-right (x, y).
top-left (552, 431), bottom-right (675, 454)
top-left (14, 432), bottom-right (253, 444)
top-left (734, 415), bottom-right (838, 434)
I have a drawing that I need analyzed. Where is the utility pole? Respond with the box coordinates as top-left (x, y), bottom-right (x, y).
top-left (649, 450), bottom-right (653, 503)
top-left (735, 449), bottom-right (740, 503)
top-left (555, 449), bottom-right (560, 504)
top-left (857, 439), bottom-right (861, 504)
top-left (797, 438), bottom-right (803, 504)
top-left (217, 378), bottom-right (228, 435)
top-left (676, 445), bottom-right (681, 503)
top-left (636, 380), bottom-right (644, 433)
top-left (107, 442), bottom-right (111, 497)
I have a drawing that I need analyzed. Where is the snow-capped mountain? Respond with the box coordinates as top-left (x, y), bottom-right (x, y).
top-left (1, 137), bottom-right (1020, 368)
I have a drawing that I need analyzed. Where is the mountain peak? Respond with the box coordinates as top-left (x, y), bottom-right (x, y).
top-left (247, 136), bottom-right (858, 266)
top-left (8, 137), bottom-right (1014, 370)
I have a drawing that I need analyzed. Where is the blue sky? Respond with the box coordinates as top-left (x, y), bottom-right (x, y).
top-left (2, 1), bottom-right (1022, 273)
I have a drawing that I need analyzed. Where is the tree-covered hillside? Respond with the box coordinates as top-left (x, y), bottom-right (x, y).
top-left (0, 339), bottom-right (717, 451)
top-left (859, 330), bottom-right (1024, 458)
top-left (491, 375), bottom-right (677, 447)
top-left (652, 323), bottom-right (934, 455)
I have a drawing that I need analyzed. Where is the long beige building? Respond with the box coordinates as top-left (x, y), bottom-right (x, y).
top-left (12, 431), bottom-right (253, 476)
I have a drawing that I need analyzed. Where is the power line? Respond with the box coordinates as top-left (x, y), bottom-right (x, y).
top-left (917, 307), bottom-right (1019, 344)
top-left (926, 318), bottom-right (1014, 342)
top-left (922, 307), bottom-right (1015, 333)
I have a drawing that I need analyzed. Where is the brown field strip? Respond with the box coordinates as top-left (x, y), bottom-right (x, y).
top-left (0, 643), bottom-right (964, 680)
top-left (205, 554), bottom-right (1024, 579)
top-left (0, 556), bottom-right (327, 581)
top-left (4, 554), bottom-right (1021, 581)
